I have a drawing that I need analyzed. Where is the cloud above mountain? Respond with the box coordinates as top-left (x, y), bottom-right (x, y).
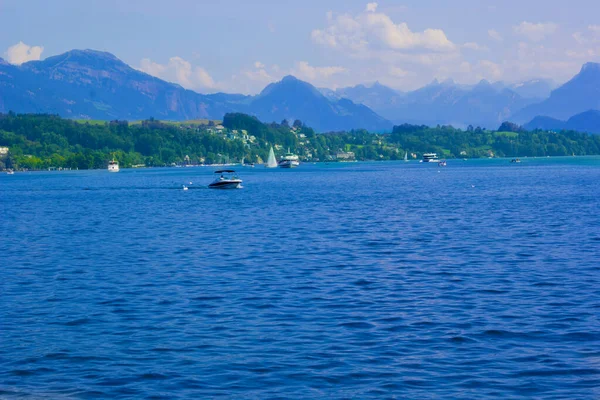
top-left (513, 22), bottom-right (558, 42)
top-left (311, 6), bottom-right (455, 55)
top-left (293, 61), bottom-right (347, 81)
top-left (4, 41), bottom-right (44, 65)
top-left (138, 56), bottom-right (215, 91)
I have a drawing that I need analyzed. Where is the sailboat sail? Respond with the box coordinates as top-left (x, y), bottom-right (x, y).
top-left (404, 151), bottom-right (408, 161)
top-left (266, 146), bottom-right (277, 168)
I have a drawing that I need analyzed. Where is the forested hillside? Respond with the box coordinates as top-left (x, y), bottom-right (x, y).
top-left (1, 112), bottom-right (599, 170)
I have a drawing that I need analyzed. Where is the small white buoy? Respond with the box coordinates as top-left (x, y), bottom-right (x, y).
top-left (471, 185), bottom-right (475, 188)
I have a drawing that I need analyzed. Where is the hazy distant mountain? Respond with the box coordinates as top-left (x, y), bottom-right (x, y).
top-left (513, 63), bottom-right (600, 123)
top-left (509, 79), bottom-right (556, 100)
top-left (380, 79), bottom-right (534, 128)
top-left (331, 82), bottom-right (405, 120)
top-left (324, 79), bottom-right (536, 128)
top-left (327, 79), bottom-right (553, 128)
top-left (0, 49), bottom-right (245, 120)
top-left (249, 76), bottom-right (391, 132)
top-left (524, 110), bottom-right (600, 134)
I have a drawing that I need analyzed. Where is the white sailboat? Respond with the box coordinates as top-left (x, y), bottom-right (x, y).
top-left (266, 146), bottom-right (278, 168)
top-left (404, 151), bottom-right (408, 162)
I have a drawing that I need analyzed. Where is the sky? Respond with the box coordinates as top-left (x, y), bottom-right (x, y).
top-left (1, 0), bottom-right (600, 94)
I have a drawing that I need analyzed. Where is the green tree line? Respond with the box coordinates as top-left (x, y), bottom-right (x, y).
top-left (1, 112), bottom-right (599, 170)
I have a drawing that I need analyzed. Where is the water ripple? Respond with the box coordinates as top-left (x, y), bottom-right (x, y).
top-left (1, 160), bottom-right (600, 398)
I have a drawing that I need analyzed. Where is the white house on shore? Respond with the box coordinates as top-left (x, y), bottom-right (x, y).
top-left (336, 151), bottom-right (355, 161)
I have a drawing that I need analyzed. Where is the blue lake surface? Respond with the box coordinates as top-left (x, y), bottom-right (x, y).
top-left (1, 158), bottom-right (600, 399)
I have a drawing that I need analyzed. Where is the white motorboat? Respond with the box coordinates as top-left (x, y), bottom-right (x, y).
top-left (421, 153), bottom-right (440, 163)
top-left (6, 169), bottom-right (14, 175)
top-left (266, 146), bottom-right (278, 168)
top-left (108, 158), bottom-right (119, 172)
top-left (208, 170), bottom-right (243, 189)
top-left (278, 149), bottom-right (299, 168)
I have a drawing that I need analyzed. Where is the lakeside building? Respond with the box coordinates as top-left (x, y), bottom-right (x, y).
top-left (336, 151), bottom-right (356, 161)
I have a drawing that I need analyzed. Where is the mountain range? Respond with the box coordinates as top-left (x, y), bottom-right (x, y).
top-left (524, 110), bottom-right (600, 134)
top-left (0, 49), bottom-right (389, 132)
top-left (1, 49), bottom-right (600, 133)
top-left (512, 62), bottom-right (600, 124)
top-left (324, 78), bottom-right (557, 129)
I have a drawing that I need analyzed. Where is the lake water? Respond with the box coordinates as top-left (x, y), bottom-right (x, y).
top-left (2, 158), bottom-right (600, 399)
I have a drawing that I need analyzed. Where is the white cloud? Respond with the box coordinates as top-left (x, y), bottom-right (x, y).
top-left (566, 48), bottom-right (597, 59)
top-left (221, 62), bottom-right (282, 94)
top-left (5, 41), bottom-right (44, 65)
top-left (571, 25), bottom-right (600, 46)
top-left (138, 56), bottom-right (215, 91)
top-left (311, 6), bottom-right (455, 55)
top-left (243, 65), bottom-right (273, 82)
top-left (588, 25), bottom-right (600, 42)
top-left (366, 2), bottom-right (378, 12)
top-left (293, 61), bottom-right (347, 81)
top-left (488, 30), bottom-right (503, 42)
top-left (513, 21), bottom-right (558, 42)
top-left (475, 60), bottom-right (503, 80)
top-left (572, 32), bottom-right (585, 45)
top-left (589, 25), bottom-right (600, 34)
top-left (389, 66), bottom-right (409, 77)
top-left (459, 61), bottom-right (472, 74)
top-left (463, 42), bottom-right (489, 52)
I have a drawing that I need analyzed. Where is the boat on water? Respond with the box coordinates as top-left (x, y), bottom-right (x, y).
top-left (266, 146), bottom-right (278, 168)
top-left (108, 158), bottom-right (119, 172)
top-left (420, 153), bottom-right (440, 163)
top-left (278, 149), bottom-right (300, 168)
top-left (510, 158), bottom-right (521, 163)
top-left (438, 160), bottom-right (447, 167)
top-left (208, 170), bottom-right (243, 189)
top-left (404, 152), bottom-right (409, 162)
top-left (6, 169), bottom-right (14, 175)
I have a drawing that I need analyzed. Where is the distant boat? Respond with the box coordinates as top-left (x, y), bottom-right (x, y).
top-left (108, 158), bottom-right (119, 172)
top-left (278, 149), bottom-right (300, 168)
top-left (266, 146), bottom-right (278, 168)
top-left (6, 169), bottom-right (14, 175)
top-left (404, 151), bottom-right (408, 162)
top-left (421, 153), bottom-right (440, 163)
top-left (208, 170), bottom-right (243, 189)
top-left (438, 160), bottom-right (447, 167)
top-left (510, 158), bottom-right (521, 163)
